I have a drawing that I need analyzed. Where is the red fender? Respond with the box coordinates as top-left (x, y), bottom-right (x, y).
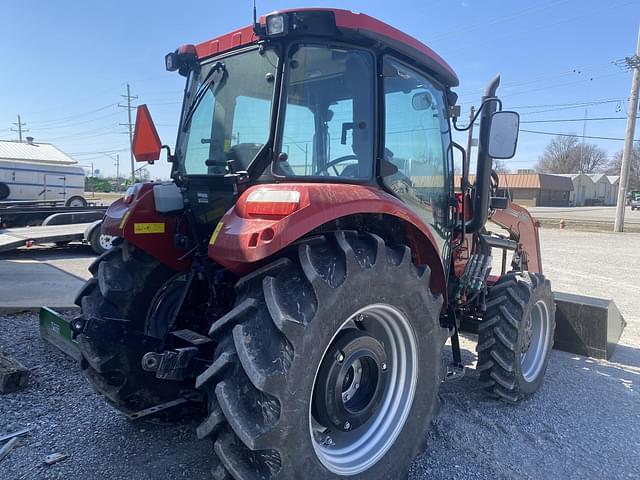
top-left (489, 200), bottom-right (542, 274)
top-left (102, 183), bottom-right (191, 272)
top-left (209, 183), bottom-right (447, 298)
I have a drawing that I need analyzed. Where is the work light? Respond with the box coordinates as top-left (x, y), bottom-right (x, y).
top-left (266, 14), bottom-right (287, 36)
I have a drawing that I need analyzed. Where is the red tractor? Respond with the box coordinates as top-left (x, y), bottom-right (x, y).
top-left (73, 8), bottom-right (555, 479)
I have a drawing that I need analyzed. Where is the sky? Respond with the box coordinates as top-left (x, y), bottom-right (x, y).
top-left (0, 0), bottom-right (638, 179)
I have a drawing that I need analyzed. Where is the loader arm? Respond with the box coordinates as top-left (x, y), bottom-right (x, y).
top-left (489, 200), bottom-right (542, 274)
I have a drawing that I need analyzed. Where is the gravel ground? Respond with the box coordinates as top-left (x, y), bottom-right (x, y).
top-left (0, 312), bottom-right (215, 480)
top-left (1, 229), bottom-right (639, 479)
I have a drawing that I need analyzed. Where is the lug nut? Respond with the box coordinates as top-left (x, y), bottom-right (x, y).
top-left (381, 362), bottom-right (388, 371)
top-left (355, 383), bottom-right (359, 389)
top-left (344, 421), bottom-right (351, 430)
top-left (336, 352), bottom-right (345, 363)
top-left (357, 367), bottom-right (362, 374)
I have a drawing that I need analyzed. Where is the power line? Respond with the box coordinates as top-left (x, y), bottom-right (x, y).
top-left (32, 110), bottom-right (121, 131)
top-left (521, 116), bottom-right (637, 124)
top-left (520, 129), bottom-right (630, 141)
top-left (69, 148), bottom-right (129, 156)
top-left (512, 99), bottom-right (623, 109)
top-left (427, 0), bottom-right (571, 43)
top-left (445, 0), bottom-right (637, 56)
top-left (29, 103), bottom-right (117, 127)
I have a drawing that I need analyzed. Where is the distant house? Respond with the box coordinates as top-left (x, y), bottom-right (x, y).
top-left (456, 173), bottom-right (573, 207)
top-left (587, 174), bottom-right (611, 205)
top-left (549, 174), bottom-right (619, 206)
top-left (606, 176), bottom-right (620, 205)
top-left (555, 174), bottom-right (594, 206)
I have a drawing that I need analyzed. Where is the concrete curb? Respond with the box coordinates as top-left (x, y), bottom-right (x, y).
top-left (536, 218), bottom-right (640, 233)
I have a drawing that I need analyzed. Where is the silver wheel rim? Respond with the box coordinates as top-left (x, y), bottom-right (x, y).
top-left (521, 299), bottom-right (551, 382)
top-left (68, 199), bottom-right (84, 207)
top-left (99, 234), bottom-right (114, 251)
top-left (309, 304), bottom-right (418, 476)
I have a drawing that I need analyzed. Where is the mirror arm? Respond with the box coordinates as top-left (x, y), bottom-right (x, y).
top-left (161, 145), bottom-right (176, 163)
top-left (452, 97), bottom-right (502, 132)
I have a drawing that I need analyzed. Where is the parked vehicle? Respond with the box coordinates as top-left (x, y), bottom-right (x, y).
top-left (0, 140), bottom-right (87, 207)
top-left (631, 195), bottom-right (640, 211)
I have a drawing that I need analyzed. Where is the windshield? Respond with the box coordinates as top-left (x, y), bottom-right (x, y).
top-left (178, 48), bottom-right (278, 175)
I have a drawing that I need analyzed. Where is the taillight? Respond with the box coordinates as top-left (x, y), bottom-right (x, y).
top-left (245, 190), bottom-right (300, 218)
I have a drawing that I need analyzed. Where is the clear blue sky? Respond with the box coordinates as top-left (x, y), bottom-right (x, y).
top-left (0, 0), bottom-right (638, 178)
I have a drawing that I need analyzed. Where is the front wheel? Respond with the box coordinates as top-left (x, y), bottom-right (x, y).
top-left (477, 272), bottom-right (556, 403)
top-left (75, 241), bottom-right (180, 412)
top-left (196, 232), bottom-right (448, 479)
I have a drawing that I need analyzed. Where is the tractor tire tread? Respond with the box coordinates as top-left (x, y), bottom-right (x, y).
top-left (477, 271), bottom-right (555, 403)
top-left (196, 232), bottom-right (446, 479)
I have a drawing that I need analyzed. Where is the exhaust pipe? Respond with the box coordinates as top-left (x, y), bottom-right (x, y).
top-left (466, 74), bottom-right (500, 233)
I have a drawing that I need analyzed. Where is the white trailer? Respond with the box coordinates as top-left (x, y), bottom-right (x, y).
top-left (0, 139), bottom-right (87, 207)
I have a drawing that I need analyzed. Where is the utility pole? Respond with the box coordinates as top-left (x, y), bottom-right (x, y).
top-left (465, 106), bottom-right (476, 176)
top-left (11, 115), bottom-right (28, 142)
top-left (115, 153), bottom-right (120, 180)
top-left (614, 25), bottom-right (640, 232)
top-left (118, 83), bottom-right (138, 184)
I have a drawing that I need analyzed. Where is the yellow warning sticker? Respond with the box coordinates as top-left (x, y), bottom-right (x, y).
top-left (209, 222), bottom-right (224, 245)
top-left (119, 210), bottom-right (131, 230)
top-left (134, 223), bottom-right (165, 234)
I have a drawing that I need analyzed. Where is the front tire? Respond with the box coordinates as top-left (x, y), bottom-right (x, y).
top-left (75, 241), bottom-right (180, 412)
top-left (476, 272), bottom-right (555, 403)
top-left (196, 232), bottom-right (448, 479)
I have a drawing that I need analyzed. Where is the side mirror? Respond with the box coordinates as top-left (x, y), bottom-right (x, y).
top-left (488, 111), bottom-right (519, 159)
top-left (132, 105), bottom-right (162, 162)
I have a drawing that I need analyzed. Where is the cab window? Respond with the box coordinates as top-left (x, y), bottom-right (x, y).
top-left (276, 44), bottom-right (375, 179)
top-left (382, 57), bottom-right (452, 249)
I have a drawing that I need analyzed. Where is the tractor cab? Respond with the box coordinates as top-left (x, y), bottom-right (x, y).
top-left (134, 9), bottom-right (519, 258)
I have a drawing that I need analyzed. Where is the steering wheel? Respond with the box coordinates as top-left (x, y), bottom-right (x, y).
top-left (313, 155), bottom-right (359, 177)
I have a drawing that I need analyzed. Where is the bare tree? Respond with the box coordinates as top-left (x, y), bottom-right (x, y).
top-left (576, 143), bottom-right (608, 173)
top-left (493, 159), bottom-right (510, 173)
top-left (535, 135), bottom-right (607, 173)
top-left (535, 135), bottom-right (579, 173)
top-left (607, 146), bottom-right (640, 190)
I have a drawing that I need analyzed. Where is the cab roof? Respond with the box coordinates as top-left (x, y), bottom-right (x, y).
top-left (193, 8), bottom-right (459, 87)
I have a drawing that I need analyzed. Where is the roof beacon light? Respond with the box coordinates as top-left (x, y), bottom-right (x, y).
top-left (266, 14), bottom-right (287, 36)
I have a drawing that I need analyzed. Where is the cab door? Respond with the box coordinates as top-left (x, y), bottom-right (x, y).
top-left (380, 56), bottom-right (453, 261)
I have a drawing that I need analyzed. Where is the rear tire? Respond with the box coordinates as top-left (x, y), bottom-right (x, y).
top-left (0, 182), bottom-right (10, 200)
top-left (75, 241), bottom-right (180, 412)
top-left (66, 195), bottom-right (87, 207)
top-left (196, 232), bottom-right (448, 479)
top-left (476, 272), bottom-right (555, 403)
